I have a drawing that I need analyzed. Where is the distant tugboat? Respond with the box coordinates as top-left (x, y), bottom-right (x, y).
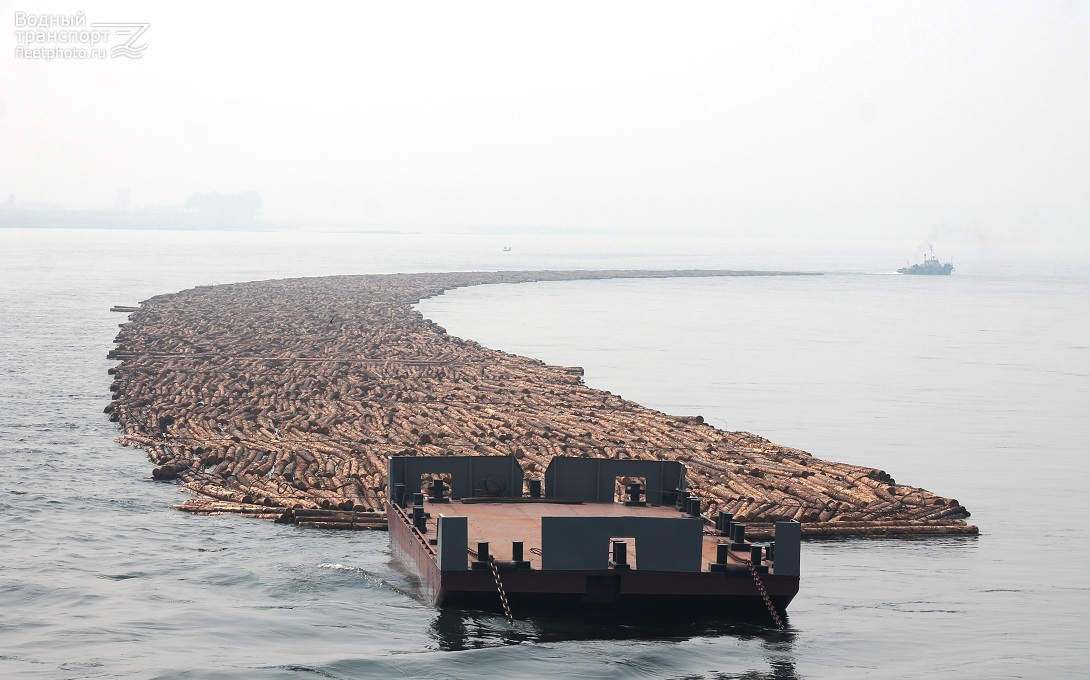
top-left (898, 245), bottom-right (953, 275)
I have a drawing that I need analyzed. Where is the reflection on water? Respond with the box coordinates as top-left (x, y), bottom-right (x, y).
top-left (429, 608), bottom-right (801, 678)
top-left (431, 610), bottom-right (802, 680)
top-left (431, 606), bottom-right (795, 648)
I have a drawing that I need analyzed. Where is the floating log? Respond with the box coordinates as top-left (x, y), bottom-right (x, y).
top-left (292, 508), bottom-right (385, 521)
top-left (152, 464), bottom-right (180, 480)
top-left (108, 270), bottom-right (975, 538)
top-left (295, 520), bottom-right (388, 531)
top-left (174, 499), bottom-right (286, 515)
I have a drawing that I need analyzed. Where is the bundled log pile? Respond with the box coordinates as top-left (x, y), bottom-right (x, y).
top-left (106, 270), bottom-right (976, 538)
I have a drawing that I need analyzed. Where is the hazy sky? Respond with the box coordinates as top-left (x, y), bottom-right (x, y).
top-left (1, 1), bottom-right (1087, 256)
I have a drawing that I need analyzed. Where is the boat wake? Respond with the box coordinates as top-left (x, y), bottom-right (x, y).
top-left (318, 563), bottom-right (415, 598)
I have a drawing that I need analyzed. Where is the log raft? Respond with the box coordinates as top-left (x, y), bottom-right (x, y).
top-left (108, 270), bottom-right (976, 539)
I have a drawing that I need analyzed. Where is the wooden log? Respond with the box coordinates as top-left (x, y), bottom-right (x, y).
top-left (292, 508), bottom-right (385, 521)
top-left (295, 520), bottom-right (388, 530)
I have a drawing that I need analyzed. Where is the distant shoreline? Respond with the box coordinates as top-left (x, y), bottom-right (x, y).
top-left (0, 207), bottom-right (293, 232)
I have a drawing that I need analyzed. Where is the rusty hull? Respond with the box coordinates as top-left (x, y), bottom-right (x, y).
top-left (387, 498), bottom-right (800, 617)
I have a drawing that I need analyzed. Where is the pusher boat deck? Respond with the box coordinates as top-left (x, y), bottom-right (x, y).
top-left (387, 455), bottom-right (801, 623)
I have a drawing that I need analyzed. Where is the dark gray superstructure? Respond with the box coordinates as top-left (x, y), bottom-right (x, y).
top-left (387, 454), bottom-right (801, 622)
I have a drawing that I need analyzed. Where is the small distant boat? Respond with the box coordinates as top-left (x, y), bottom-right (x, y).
top-left (898, 244), bottom-right (953, 275)
top-left (502, 246), bottom-right (512, 252)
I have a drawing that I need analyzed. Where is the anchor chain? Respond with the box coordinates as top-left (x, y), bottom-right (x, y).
top-left (489, 555), bottom-right (514, 625)
top-left (746, 557), bottom-right (785, 630)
